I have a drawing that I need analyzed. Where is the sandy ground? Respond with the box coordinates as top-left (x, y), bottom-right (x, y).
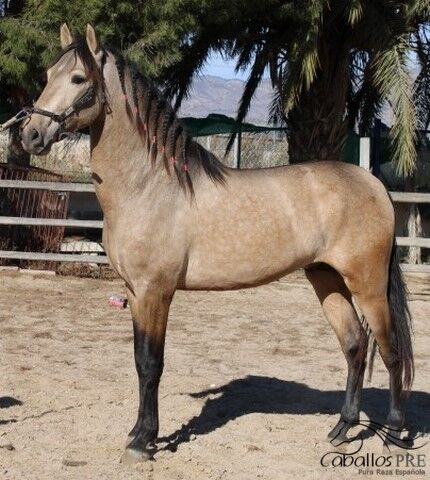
top-left (0, 270), bottom-right (429, 480)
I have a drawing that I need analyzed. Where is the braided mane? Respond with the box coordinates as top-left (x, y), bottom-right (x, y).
top-left (59, 36), bottom-right (226, 195)
top-left (113, 54), bottom-right (226, 194)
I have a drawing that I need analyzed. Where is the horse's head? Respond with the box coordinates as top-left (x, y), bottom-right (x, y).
top-left (21, 24), bottom-right (106, 155)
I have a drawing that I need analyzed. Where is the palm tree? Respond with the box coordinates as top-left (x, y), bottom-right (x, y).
top-left (1, 1), bottom-right (429, 175)
top-left (157, 0), bottom-right (430, 177)
top-left (0, 0), bottom-right (30, 166)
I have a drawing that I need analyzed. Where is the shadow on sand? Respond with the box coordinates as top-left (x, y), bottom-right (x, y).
top-left (0, 396), bottom-right (22, 409)
top-left (158, 375), bottom-right (429, 451)
top-left (0, 396), bottom-right (22, 425)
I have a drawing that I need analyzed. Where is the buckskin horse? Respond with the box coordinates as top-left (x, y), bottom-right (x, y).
top-left (15, 24), bottom-right (413, 463)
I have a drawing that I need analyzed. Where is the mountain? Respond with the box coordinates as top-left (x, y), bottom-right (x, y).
top-left (178, 75), bottom-right (275, 126)
top-left (179, 71), bottom-right (421, 127)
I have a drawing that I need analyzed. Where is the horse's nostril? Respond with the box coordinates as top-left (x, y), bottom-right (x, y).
top-left (22, 126), bottom-right (43, 151)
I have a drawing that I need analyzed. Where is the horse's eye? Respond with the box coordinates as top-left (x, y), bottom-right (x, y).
top-left (71, 74), bottom-right (86, 85)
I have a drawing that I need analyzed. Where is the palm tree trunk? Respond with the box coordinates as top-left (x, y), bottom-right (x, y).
top-left (288, 38), bottom-right (350, 163)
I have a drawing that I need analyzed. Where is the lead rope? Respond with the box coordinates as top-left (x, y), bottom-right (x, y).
top-left (0, 108), bottom-right (33, 131)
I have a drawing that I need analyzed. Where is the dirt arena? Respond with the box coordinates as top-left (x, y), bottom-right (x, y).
top-left (1, 270), bottom-right (429, 480)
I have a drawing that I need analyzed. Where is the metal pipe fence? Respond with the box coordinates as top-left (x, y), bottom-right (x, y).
top-left (196, 132), bottom-right (289, 169)
top-left (0, 164), bottom-right (70, 269)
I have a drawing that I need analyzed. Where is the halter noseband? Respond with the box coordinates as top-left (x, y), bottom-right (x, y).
top-left (0, 85), bottom-right (102, 133)
top-left (32, 85), bottom-right (98, 123)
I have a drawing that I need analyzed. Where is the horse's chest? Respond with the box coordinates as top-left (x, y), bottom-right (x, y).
top-left (102, 219), bottom-right (143, 279)
top-left (102, 223), bottom-right (125, 275)
top-left (102, 216), bottom-right (169, 281)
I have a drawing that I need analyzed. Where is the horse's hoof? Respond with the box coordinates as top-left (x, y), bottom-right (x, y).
top-left (382, 430), bottom-right (405, 454)
top-left (120, 447), bottom-right (152, 465)
top-left (327, 420), bottom-right (351, 445)
top-left (125, 436), bottom-right (156, 449)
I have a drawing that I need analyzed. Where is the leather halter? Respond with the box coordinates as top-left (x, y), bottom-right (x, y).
top-left (0, 84), bottom-right (104, 132)
top-left (31, 85), bottom-right (98, 124)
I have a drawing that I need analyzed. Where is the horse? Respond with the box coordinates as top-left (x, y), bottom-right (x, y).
top-left (18, 24), bottom-right (414, 463)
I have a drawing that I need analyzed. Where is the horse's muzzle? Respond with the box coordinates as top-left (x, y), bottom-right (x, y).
top-left (20, 116), bottom-right (59, 155)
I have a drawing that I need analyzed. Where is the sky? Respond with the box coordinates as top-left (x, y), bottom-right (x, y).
top-left (202, 51), bottom-right (270, 80)
top-left (202, 52), bottom-right (248, 79)
top-left (205, 50), bottom-right (419, 81)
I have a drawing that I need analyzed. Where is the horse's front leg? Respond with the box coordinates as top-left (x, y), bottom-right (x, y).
top-left (122, 285), bottom-right (173, 464)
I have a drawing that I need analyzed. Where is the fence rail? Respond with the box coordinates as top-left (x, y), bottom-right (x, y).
top-left (0, 216), bottom-right (103, 228)
top-left (396, 237), bottom-right (430, 248)
top-left (0, 250), bottom-right (109, 264)
top-left (0, 179), bottom-right (95, 192)
top-left (389, 192), bottom-right (430, 203)
top-left (1, 179), bottom-right (430, 267)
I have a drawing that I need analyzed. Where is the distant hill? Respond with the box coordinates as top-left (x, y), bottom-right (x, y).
top-left (178, 75), bottom-right (275, 126)
top-left (178, 73), bottom-right (409, 127)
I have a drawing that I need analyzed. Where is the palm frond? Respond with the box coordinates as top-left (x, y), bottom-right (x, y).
top-left (347, 50), bottom-right (384, 134)
top-left (372, 36), bottom-right (417, 177)
top-left (235, 44), bottom-right (258, 73)
top-left (407, 0), bottom-right (430, 18)
top-left (414, 70), bottom-right (430, 130)
top-left (282, 43), bottom-right (320, 113)
top-left (413, 27), bottom-right (430, 129)
top-left (346, 0), bottom-right (363, 26)
top-left (281, 2), bottom-right (323, 113)
top-left (162, 35), bottom-right (212, 111)
top-left (225, 41), bottom-right (273, 154)
top-left (268, 85), bottom-right (287, 126)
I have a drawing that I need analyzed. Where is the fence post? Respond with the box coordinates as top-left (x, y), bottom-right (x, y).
top-left (234, 125), bottom-right (242, 169)
top-left (372, 119), bottom-right (382, 176)
top-left (359, 137), bottom-right (370, 170)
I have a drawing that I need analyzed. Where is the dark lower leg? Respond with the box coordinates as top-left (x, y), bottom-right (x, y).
top-left (328, 334), bottom-right (368, 440)
top-left (387, 371), bottom-right (403, 428)
top-left (384, 351), bottom-right (404, 444)
top-left (128, 321), bottom-right (145, 440)
top-left (127, 320), bottom-right (164, 454)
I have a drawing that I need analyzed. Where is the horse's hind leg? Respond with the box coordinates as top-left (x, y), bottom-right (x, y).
top-left (350, 291), bottom-right (404, 441)
top-left (305, 265), bottom-right (368, 441)
top-left (342, 244), bottom-right (414, 448)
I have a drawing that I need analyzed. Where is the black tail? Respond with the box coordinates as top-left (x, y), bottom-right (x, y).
top-left (368, 241), bottom-right (414, 391)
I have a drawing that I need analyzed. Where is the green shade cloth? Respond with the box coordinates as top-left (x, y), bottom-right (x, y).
top-left (343, 130), bottom-right (360, 165)
top-left (181, 113), bottom-right (287, 136)
top-left (181, 113), bottom-right (360, 165)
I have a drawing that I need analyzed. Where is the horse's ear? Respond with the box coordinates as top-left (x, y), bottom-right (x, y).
top-left (86, 24), bottom-right (103, 61)
top-left (60, 23), bottom-right (73, 50)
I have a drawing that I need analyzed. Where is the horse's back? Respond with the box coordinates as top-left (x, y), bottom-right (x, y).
top-left (185, 161), bottom-right (394, 290)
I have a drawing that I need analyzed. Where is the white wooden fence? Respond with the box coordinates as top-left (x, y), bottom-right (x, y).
top-left (1, 178), bottom-right (430, 271)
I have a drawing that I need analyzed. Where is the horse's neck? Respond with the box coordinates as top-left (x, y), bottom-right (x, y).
top-left (89, 59), bottom-right (168, 215)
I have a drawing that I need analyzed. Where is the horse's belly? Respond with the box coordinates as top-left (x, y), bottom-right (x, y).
top-left (184, 226), bottom-right (316, 290)
top-left (184, 260), bottom-right (305, 290)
